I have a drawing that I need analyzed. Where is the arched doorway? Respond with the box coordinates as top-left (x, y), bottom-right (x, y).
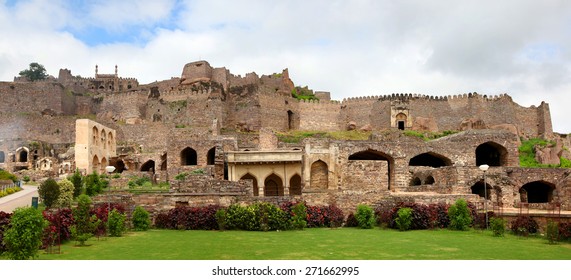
top-left (520, 181), bottom-right (555, 203)
top-left (100, 157), bottom-right (108, 173)
top-left (92, 155), bottom-right (100, 173)
top-left (310, 160), bottom-right (328, 190)
top-left (471, 181), bottom-right (492, 199)
top-left (409, 152), bottom-right (452, 167)
top-left (180, 147), bottom-right (197, 165)
top-left (160, 153), bottom-right (167, 171)
top-left (16, 148), bottom-right (28, 162)
top-left (111, 159), bottom-right (126, 173)
top-left (349, 149), bottom-right (394, 190)
top-left (240, 173), bottom-right (258, 196)
top-left (0, 151), bottom-right (4, 163)
top-left (410, 177), bottom-right (421, 186)
top-left (425, 175), bottom-right (435, 185)
top-left (207, 147), bottom-right (216, 165)
top-left (395, 113), bottom-right (407, 130)
top-left (141, 160), bottom-right (156, 172)
top-left (476, 142), bottom-right (508, 167)
top-left (289, 174), bottom-right (302, 195)
top-left (287, 110), bottom-right (294, 130)
top-left (264, 174), bottom-right (283, 196)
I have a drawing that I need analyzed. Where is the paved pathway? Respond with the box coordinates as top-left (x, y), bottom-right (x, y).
top-left (0, 185), bottom-right (38, 213)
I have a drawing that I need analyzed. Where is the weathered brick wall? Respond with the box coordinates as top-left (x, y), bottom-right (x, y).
top-left (298, 100), bottom-right (341, 131)
top-left (342, 161), bottom-right (388, 190)
top-left (0, 82), bottom-right (64, 114)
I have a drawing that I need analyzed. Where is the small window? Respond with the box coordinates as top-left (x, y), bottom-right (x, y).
top-left (398, 121), bottom-right (405, 130)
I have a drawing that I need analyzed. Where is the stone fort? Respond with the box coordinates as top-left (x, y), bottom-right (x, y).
top-left (1, 60), bottom-right (570, 219)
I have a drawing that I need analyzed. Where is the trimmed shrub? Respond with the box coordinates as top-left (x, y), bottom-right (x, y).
top-left (395, 207), bottom-right (413, 231)
top-left (56, 179), bottom-right (74, 208)
top-left (107, 209), bottom-right (126, 237)
top-left (154, 212), bottom-right (170, 229)
top-left (355, 204), bottom-right (375, 229)
top-left (91, 203), bottom-right (126, 237)
top-left (290, 202), bottom-right (307, 230)
top-left (132, 206), bottom-right (151, 231)
top-left (510, 216), bottom-right (539, 236)
top-left (155, 205), bottom-right (221, 230)
top-left (0, 211), bottom-right (12, 254)
top-left (306, 204), bottom-right (345, 228)
top-left (84, 172), bottom-right (105, 196)
top-left (489, 217), bottom-right (506, 237)
top-left (387, 202), bottom-right (431, 230)
top-left (38, 178), bottom-right (60, 208)
top-left (374, 200), bottom-right (397, 227)
top-left (546, 220), bottom-right (559, 244)
top-left (257, 202), bottom-right (291, 231)
top-left (215, 208), bottom-right (227, 231)
top-left (3, 207), bottom-right (47, 259)
top-left (448, 199), bottom-right (472, 231)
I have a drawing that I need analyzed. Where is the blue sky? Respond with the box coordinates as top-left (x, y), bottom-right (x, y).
top-left (1, 0), bottom-right (571, 132)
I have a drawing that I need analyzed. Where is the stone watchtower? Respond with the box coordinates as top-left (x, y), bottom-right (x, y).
top-left (180, 60), bottom-right (213, 85)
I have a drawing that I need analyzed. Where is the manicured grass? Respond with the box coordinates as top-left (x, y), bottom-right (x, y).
top-left (23, 228), bottom-right (571, 260)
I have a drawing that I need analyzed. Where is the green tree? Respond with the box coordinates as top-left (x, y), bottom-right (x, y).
top-left (131, 206), bottom-right (151, 231)
top-left (18, 62), bottom-right (48, 81)
top-left (107, 209), bottom-right (126, 237)
top-left (448, 199), bottom-right (472, 231)
top-left (71, 194), bottom-right (98, 246)
top-left (56, 178), bottom-right (74, 208)
top-left (84, 171), bottom-right (103, 196)
top-left (38, 178), bottom-right (60, 208)
top-left (3, 207), bottom-right (47, 260)
top-left (69, 169), bottom-right (83, 198)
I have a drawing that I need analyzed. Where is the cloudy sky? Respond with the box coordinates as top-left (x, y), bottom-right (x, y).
top-left (1, 0), bottom-right (570, 132)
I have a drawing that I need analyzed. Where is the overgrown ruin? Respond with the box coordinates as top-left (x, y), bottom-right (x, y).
top-left (1, 60), bottom-right (570, 220)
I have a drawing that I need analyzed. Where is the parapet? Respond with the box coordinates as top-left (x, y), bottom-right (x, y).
top-left (180, 61), bottom-right (213, 85)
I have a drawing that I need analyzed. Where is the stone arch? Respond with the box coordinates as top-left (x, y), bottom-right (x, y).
top-left (101, 129), bottom-right (107, 149)
top-left (348, 149), bottom-right (394, 190)
top-left (111, 158), bottom-right (126, 173)
top-left (92, 155), bottom-right (100, 173)
top-left (424, 175), bottom-right (435, 185)
top-left (287, 110), bottom-right (295, 130)
top-left (264, 173), bottom-right (283, 196)
top-left (395, 113), bottom-right (407, 130)
top-left (471, 180), bottom-right (492, 199)
top-left (207, 147), bottom-right (216, 165)
top-left (240, 173), bottom-right (259, 196)
top-left (520, 181), bottom-right (555, 203)
top-left (92, 126), bottom-right (99, 146)
top-left (409, 152), bottom-right (452, 167)
top-left (0, 151), bottom-right (4, 163)
top-left (410, 177), bottom-right (421, 186)
top-left (100, 157), bottom-right (108, 173)
top-left (16, 147), bottom-right (29, 162)
top-left (180, 147), bottom-right (197, 165)
top-left (476, 141), bottom-right (508, 167)
top-left (141, 160), bottom-right (155, 172)
top-left (310, 160), bottom-right (329, 189)
top-left (289, 174), bottom-right (302, 195)
top-left (108, 132), bottom-right (114, 151)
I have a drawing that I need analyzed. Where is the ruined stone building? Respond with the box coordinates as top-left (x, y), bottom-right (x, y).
top-left (1, 60), bottom-right (570, 215)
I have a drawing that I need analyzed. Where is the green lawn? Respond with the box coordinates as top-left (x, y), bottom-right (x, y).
top-left (24, 228), bottom-right (571, 260)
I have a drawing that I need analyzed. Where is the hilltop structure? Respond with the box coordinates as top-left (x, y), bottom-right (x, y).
top-left (0, 60), bottom-right (570, 218)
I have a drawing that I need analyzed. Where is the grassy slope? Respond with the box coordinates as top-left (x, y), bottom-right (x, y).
top-left (29, 228), bottom-right (571, 260)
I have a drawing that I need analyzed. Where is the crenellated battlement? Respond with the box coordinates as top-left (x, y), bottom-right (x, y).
top-left (340, 92), bottom-right (511, 104)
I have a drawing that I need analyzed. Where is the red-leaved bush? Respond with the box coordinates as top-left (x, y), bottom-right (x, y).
top-left (559, 223), bottom-right (571, 240)
top-left (153, 205), bottom-right (220, 230)
top-left (42, 208), bottom-right (74, 247)
top-left (0, 211), bottom-right (12, 253)
top-left (306, 204), bottom-right (344, 228)
top-left (91, 203), bottom-right (126, 236)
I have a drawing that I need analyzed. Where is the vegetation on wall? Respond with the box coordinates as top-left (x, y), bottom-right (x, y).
top-left (276, 130), bottom-right (371, 143)
top-left (518, 138), bottom-right (571, 168)
top-left (291, 86), bottom-right (319, 101)
top-left (403, 130), bottom-right (459, 141)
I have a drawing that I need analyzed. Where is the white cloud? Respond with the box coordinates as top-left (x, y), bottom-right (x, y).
top-left (1, 0), bottom-right (571, 132)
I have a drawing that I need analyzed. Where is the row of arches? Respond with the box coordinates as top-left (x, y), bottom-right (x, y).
top-left (240, 173), bottom-right (302, 196)
top-left (0, 148), bottom-right (29, 163)
top-left (91, 126), bottom-right (114, 151)
top-left (408, 142), bottom-right (508, 168)
top-left (180, 147), bottom-right (216, 166)
top-left (471, 180), bottom-right (556, 203)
